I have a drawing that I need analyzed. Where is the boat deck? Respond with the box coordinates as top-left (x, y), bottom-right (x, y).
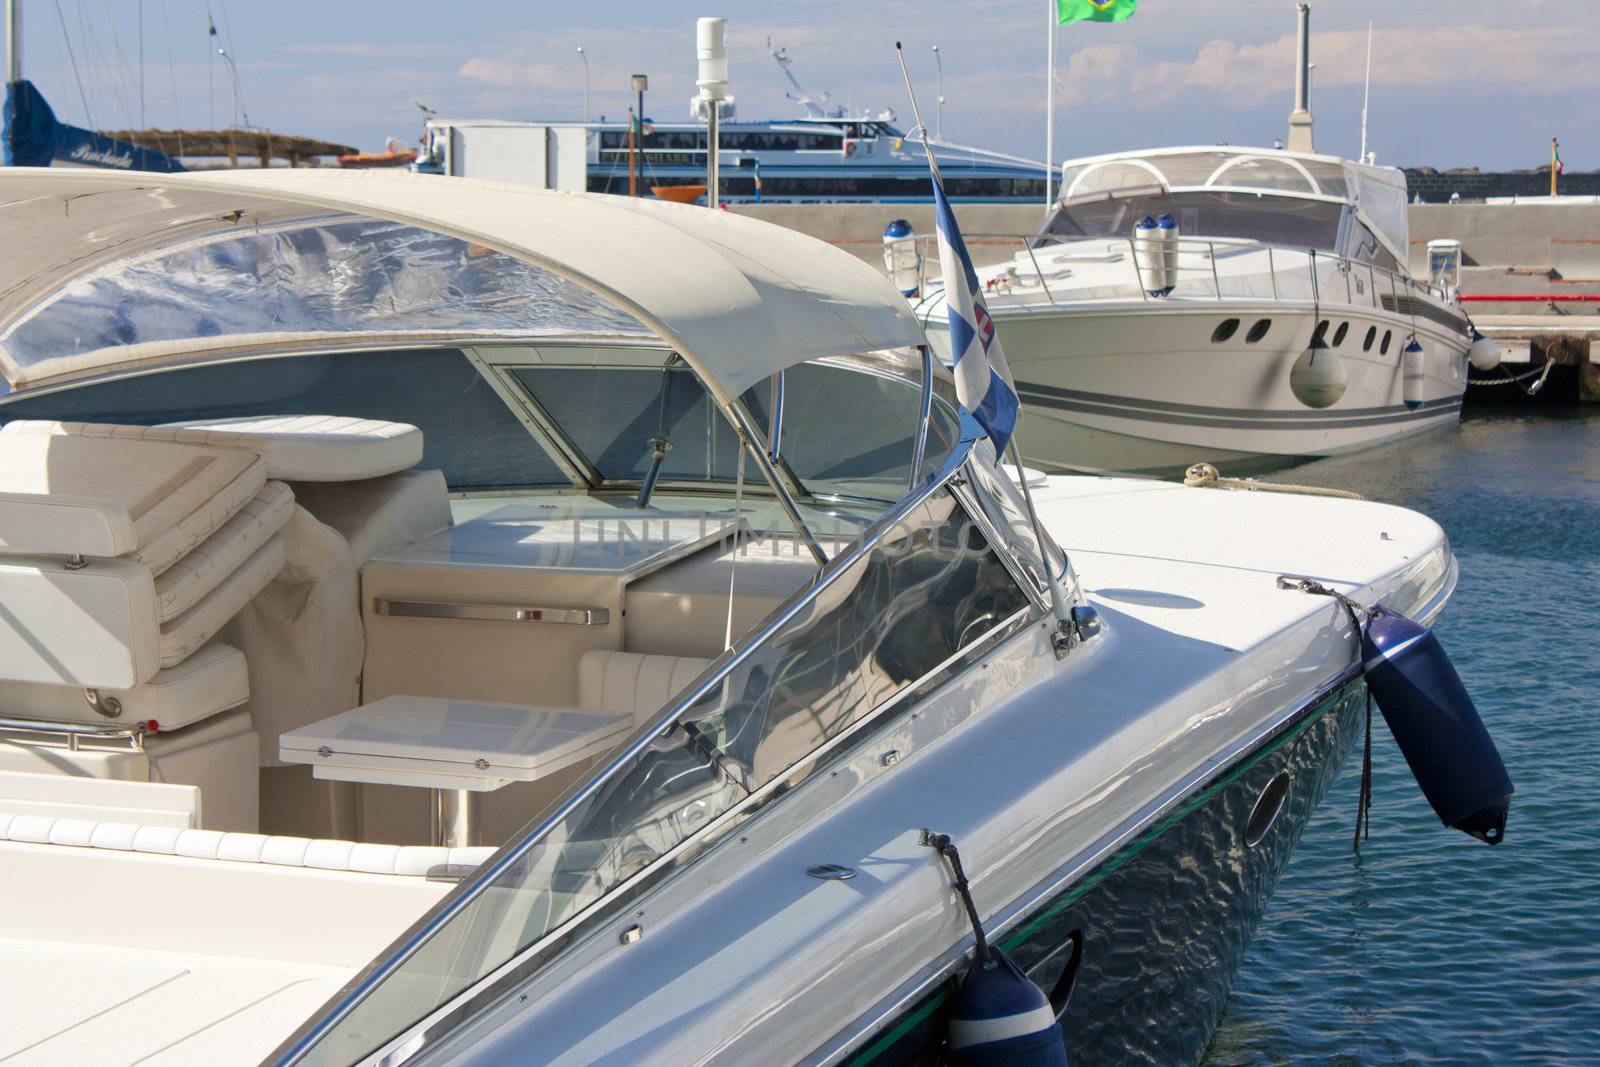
top-left (0, 938), bottom-right (348, 1065)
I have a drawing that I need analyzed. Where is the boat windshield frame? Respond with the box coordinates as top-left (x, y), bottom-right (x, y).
top-left (274, 414), bottom-right (1057, 1067)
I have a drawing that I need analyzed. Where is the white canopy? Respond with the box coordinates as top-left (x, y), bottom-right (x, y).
top-left (0, 168), bottom-right (924, 402)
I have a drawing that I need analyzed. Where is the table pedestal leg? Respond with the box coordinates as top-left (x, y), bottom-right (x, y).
top-left (431, 788), bottom-right (480, 848)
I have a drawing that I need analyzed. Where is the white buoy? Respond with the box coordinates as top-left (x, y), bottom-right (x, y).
top-left (1403, 338), bottom-right (1427, 410)
top-left (1290, 339), bottom-right (1348, 408)
top-left (1468, 334), bottom-right (1502, 372)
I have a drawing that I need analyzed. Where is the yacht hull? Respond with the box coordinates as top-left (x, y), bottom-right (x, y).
top-left (928, 302), bottom-right (1470, 478)
top-left (849, 678), bottom-right (1365, 1066)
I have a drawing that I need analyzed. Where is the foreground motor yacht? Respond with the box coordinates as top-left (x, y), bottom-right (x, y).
top-left (0, 168), bottom-right (1492, 1065)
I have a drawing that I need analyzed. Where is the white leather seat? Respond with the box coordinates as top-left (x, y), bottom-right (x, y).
top-left (0, 430), bottom-right (266, 574)
top-left (5, 415), bottom-right (424, 482)
top-left (154, 481), bottom-right (293, 622)
top-left (578, 651), bottom-right (713, 721)
top-left (0, 641), bottom-right (248, 731)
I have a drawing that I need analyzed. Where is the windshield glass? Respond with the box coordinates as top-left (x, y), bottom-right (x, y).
top-left (1059, 150), bottom-right (1349, 201)
top-left (294, 470), bottom-right (1030, 1066)
top-left (506, 350), bottom-right (961, 503)
top-left (1036, 190), bottom-right (1345, 252)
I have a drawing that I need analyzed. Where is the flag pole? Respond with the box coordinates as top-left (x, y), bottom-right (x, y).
top-left (1045, 0), bottom-right (1055, 212)
top-left (895, 41), bottom-right (1078, 648)
top-left (1551, 138), bottom-right (1558, 198)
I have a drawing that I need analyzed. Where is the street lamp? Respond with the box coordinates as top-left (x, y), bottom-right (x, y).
top-left (576, 46), bottom-right (590, 122)
top-left (932, 44), bottom-right (943, 140)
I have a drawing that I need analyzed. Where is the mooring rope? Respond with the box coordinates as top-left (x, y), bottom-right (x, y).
top-left (1280, 575), bottom-right (1377, 852)
top-left (1183, 462), bottom-right (1365, 500)
top-left (1469, 357), bottom-right (1556, 396)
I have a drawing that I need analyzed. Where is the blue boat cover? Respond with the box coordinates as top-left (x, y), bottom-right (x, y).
top-left (4, 80), bottom-right (183, 172)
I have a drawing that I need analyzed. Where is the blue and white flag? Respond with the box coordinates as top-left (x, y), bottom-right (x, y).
top-left (932, 173), bottom-right (1019, 454)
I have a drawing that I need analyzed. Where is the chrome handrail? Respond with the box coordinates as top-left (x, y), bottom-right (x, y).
top-left (898, 231), bottom-right (1455, 313)
top-left (275, 427), bottom-right (987, 1067)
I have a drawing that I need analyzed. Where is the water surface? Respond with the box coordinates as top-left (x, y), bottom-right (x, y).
top-left (1203, 409), bottom-right (1600, 1064)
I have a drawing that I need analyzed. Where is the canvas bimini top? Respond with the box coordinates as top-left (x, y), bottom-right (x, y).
top-left (0, 168), bottom-right (925, 401)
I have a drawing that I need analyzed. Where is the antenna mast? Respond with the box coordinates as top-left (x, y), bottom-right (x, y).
top-left (1359, 22), bottom-right (1373, 162)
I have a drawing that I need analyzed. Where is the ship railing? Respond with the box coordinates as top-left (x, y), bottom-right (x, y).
top-left (897, 233), bottom-right (1451, 316)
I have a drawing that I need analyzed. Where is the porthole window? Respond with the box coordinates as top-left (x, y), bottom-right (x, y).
top-left (1245, 318), bottom-right (1272, 344)
top-left (1332, 322), bottom-right (1349, 347)
top-left (1363, 326), bottom-right (1377, 351)
top-left (1244, 771), bottom-right (1292, 847)
top-left (1211, 318), bottom-right (1240, 343)
top-left (1313, 319), bottom-right (1329, 343)
top-left (1380, 330), bottom-right (1393, 355)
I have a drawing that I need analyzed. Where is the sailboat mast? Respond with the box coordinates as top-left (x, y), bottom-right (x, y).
top-left (6, 0), bottom-right (20, 85)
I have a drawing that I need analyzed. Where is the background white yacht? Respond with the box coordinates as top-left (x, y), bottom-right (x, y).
top-left (913, 7), bottom-right (1494, 477)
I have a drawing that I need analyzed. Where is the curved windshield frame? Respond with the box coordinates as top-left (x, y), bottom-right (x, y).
top-left (279, 421), bottom-right (1042, 1067)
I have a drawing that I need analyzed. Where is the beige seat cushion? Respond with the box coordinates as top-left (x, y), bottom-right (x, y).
top-left (0, 555), bottom-right (160, 690)
top-left (578, 651), bottom-right (713, 721)
top-left (4, 416), bottom-right (423, 483)
top-left (0, 772), bottom-right (199, 828)
top-left (0, 642), bottom-right (248, 731)
top-left (154, 482), bottom-right (293, 622)
top-left (159, 538), bottom-right (285, 669)
top-left (0, 431), bottom-right (264, 572)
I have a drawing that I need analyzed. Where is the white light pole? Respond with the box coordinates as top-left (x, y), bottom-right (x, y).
top-left (576, 46), bottom-right (590, 122)
top-left (696, 17), bottom-right (728, 208)
top-left (932, 44), bottom-right (943, 140)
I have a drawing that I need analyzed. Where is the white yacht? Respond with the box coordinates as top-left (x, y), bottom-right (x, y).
top-left (912, 10), bottom-right (1491, 477)
top-left (0, 167), bottom-right (1495, 1065)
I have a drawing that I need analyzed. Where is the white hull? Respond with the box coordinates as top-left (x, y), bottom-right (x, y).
top-left (991, 300), bottom-right (1468, 476)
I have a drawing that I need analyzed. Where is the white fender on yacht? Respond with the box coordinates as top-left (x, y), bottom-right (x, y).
top-left (1402, 338), bottom-right (1427, 410)
top-left (1468, 334), bottom-right (1502, 372)
top-left (882, 218), bottom-right (920, 298)
top-left (1289, 339), bottom-right (1348, 409)
top-left (1156, 212), bottom-right (1180, 290)
top-left (1132, 216), bottom-right (1172, 296)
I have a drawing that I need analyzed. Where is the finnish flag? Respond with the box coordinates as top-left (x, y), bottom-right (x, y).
top-left (933, 173), bottom-right (1020, 454)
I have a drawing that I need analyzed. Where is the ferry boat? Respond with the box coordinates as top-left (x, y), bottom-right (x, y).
top-left (414, 43), bottom-right (1049, 203)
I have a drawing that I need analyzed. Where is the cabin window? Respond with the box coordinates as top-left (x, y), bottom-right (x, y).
top-left (1037, 190), bottom-right (1343, 253)
top-left (1246, 318), bottom-right (1272, 344)
top-left (0, 348), bottom-right (568, 491)
top-left (305, 482), bottom-right (1032, 1064)
top-left (1381, 330), bottom-right (1393, 355)
top-left (1313, 320), bottom-right (1329, 344)
top-left (1363, 325), bottom-right (1377, 351)
top-left (1211, 318), bottom-right (1240, 343)
top-left (1332, 322), bottom-right (1349, 347)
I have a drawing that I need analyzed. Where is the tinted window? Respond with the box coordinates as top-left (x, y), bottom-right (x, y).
top-left (1038, 190), bottom-right (1343, 251)
top-left (0, 348), bottom-right (566, 490)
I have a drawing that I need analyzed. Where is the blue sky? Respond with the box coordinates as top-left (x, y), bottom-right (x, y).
top-left (13, 1), bottom-right (1600, 170)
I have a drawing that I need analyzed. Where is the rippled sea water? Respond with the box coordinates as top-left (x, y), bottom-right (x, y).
top-left (1201, 408), bottom-right (1600, 1065)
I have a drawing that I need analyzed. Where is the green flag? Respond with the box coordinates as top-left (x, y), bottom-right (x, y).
top-left (1058, 0), bottom-right (1136, 24)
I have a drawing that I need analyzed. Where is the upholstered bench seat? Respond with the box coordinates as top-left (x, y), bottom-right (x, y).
top-left (5, 415), bottom-right (424, 483)
top-left (0, 431), bottom-right (265, 574)
top-left (0, 641), bottom-right (248, 731)
top-left (153, 481), bottom-right (293, 622)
